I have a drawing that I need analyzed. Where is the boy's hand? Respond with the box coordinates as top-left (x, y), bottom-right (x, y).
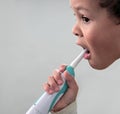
top-left (43, 64), bottom-right (78, 112)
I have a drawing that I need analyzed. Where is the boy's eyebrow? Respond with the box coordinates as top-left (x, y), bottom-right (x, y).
top-left (78, 6), bottom-right (89, 12)
top-left (70, 5), bottom-right (89, 12)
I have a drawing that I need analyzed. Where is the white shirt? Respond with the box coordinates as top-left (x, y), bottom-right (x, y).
top-left (50, 102), bottom-right (77, 114)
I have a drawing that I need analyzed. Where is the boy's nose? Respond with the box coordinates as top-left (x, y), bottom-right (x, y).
top-left (72, 22), bottom-right (83, 37)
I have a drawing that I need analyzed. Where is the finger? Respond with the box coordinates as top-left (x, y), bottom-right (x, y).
top-left (48, 76), bottom-right (60, 92)
top-left (63, 71), bottom-right (78, 90)
top-left (59, 64), bottom-right (67, 73)
top-left (43, 82), bottom-right (54, 94)
top-left (52, 69), bottom-right (63, 85)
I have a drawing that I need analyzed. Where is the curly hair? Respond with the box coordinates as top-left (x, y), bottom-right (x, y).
top-left (99, 0), bottom-right (120, 18)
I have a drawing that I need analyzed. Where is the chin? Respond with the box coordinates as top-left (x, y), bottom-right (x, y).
top-left (89, 61), bottom-right (114, 70)
top-left (91, 65), bottom-right (109, 70)
top-left (88, 54), bottom-right (119, 70)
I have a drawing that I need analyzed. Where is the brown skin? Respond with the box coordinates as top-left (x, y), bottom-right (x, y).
top-left (71, 0), bottom-right (120, 70)
top-left (43, 0), bottom-right (120, 112)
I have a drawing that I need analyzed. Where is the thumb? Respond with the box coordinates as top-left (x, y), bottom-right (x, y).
top-left (63, 71), bottom-right (78, 90)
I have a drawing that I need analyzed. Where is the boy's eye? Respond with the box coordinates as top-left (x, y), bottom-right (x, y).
top-left (81, 16), bottom-right (90, 23)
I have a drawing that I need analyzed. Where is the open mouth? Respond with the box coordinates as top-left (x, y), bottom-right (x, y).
top-left (86, 50), bottom-right (90, 54)
top-left (84, 49), bottom-right (91, 59)
top-left (83, 47), bottom-right (90, 53)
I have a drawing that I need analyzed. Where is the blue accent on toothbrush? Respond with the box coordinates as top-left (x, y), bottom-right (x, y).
top-left (48, 66), bottom-right (75, 112)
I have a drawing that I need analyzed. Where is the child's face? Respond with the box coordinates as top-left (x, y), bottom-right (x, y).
top-left (70, 0), bottom-right (120, 69)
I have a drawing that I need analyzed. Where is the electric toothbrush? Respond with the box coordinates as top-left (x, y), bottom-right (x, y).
top-left (26, 49), bottom-right (87, 114)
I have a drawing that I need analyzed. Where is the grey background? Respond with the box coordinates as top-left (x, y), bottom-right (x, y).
top-left (0, 0), bottom-right (120, 114)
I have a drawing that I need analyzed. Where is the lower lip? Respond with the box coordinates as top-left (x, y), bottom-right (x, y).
top-left (84, 52), bottom-right (91, 59)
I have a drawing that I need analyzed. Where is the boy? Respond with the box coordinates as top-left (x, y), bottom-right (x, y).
top-left (43, 0), bottom-right (120, 113)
